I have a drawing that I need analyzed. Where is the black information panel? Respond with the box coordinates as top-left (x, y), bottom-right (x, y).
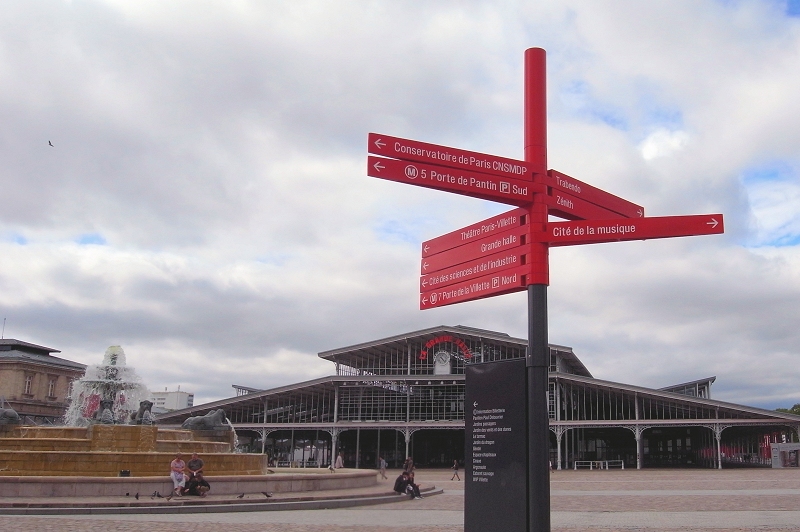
top-left (465, 358), bottom-right (527, 532)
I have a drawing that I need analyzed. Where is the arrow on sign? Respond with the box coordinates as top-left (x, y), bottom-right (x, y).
top-left (421, 246), bottom-right (531, 292)
top-left (420, 265), bottom-right (528, 309)
top-left (544, 170), bottom-right (644, 219)
top-left (368, 132), bottom-right (534, 181)
top-left (540, 214), bottom-right (725, 246)
top-left (368, 156), bottom-right (534, 207)
top-left (422, 225), bottom-right (528, 274)
top-left (421, 207), bottom-right (528, 258)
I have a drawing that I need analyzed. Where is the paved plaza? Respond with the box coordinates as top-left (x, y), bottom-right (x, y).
top-left (3, 468), bottom-right (800, 531)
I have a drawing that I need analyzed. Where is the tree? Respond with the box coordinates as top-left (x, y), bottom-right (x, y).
top-left (775, 404), bottom-right (800, 416)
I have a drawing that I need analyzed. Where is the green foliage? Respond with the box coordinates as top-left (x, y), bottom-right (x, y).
top-left (776, 404), bottom-right (800, 415)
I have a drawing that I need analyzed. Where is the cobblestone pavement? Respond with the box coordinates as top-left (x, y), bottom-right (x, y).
top-left (4, 468), bottom-right (800, 531)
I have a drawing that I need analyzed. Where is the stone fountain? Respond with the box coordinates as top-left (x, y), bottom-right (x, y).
top-left (0, 346), bottom-right (374, 498)
top-left (0, 345), bottom-right (264, 478)
top-left (63, 345), bottom-right (151, 427)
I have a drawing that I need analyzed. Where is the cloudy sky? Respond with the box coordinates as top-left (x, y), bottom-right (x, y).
top-left (2, 0), bottom-right (800, 409)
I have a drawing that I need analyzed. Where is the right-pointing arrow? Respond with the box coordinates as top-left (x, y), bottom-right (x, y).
top-left (707, 218), bottom-right (719, 229)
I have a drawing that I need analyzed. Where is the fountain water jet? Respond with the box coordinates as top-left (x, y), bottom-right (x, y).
top-left (63, 346), bottom-right (150, 426)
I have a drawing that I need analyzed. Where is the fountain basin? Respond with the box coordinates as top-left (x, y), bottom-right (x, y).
top-left (0, 425), bottom-right (264, 477)
top-left (0, 470), bottom-right (376, 497)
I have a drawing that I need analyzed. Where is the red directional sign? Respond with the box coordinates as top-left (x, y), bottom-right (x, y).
top-left (368, 157), bottom-right (533, 206)
top-left (544, 170), bottom-right (644, 219)
top-left (422, 225), bottom-right (528, 274)
top-left (420, 246), bottom-right (530, 292)
top-left (420, 265), bottom-right (528, 310)
top-left (422, 208), bottom-right (527, 258)
top-left (545, 188), bottom-right (629, 221)
top-left (540, 214), bottom-right (724, 246)
top-left (369, 133), bottom-right (534, 181)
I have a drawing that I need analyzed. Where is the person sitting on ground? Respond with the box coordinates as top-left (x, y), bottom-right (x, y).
top-left (393, 471), bottom-right (410, 495)
top-left (187, 452), bottom-right (204, 480)
top-left (169, 452), bottom-right (187, 497)
top-left (406, 471), bottom-right (423, 500)
top-left (183, 471), bottom-right (211, 497)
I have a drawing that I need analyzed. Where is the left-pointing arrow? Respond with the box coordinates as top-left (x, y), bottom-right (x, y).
top-left (374, 138), bottom-right (386, 149)
top-left (373, 161), bottom-right (385, 172)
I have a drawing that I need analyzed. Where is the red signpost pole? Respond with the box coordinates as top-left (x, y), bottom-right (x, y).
top-left (525, 47), bottom-right (550, 532)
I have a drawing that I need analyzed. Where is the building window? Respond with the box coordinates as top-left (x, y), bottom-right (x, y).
top-left (48, 378), bottom-right (57, 398)
top-left (24, 375), bottom-right (33, 395)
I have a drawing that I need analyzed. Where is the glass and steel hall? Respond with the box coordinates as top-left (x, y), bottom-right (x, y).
top-left (157, 325), bottom-right (800, 470)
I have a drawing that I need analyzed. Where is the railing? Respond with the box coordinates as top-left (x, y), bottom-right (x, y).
top-left (573, 460), bottom-right (625, 470)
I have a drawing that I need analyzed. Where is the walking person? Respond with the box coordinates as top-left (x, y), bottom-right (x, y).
top-left (450, 459), bottom-right (461, 481)
top-left (403, 456), bottom-right (414, 473)
top-left (378, 455), bottom-right (388, 480)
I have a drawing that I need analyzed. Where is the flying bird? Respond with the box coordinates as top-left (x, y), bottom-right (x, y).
top-left (48, 141), bottom-right (53, 147)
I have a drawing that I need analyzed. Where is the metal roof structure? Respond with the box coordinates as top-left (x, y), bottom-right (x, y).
top-left (156, 325), bottom-right (800, 470)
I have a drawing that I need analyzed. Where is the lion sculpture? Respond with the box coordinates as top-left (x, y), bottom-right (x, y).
top-left (181, 409), bottom-right (230, 430)
top-left (0, 408), bottom-right (21, 425)
top-left (129, 400), bottom-right (155, 425)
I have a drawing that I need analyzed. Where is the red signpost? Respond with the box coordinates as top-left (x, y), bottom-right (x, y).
top-left (367, 156), bottom-right (533, 206)
top-left (542, 214), bottom-right (724, 246)
top-left (421, 207), bottom-right (528, 258)
top-left (543, 170), bottom-right (644, 218)
top-left (421, 224), bottom-right (529, 274)
top-left (544, 188), bottom-right (632, 221)
top-left (420, 265), bottom-right (528, 310)
top-left (365, 48), bottom-right (724, 532)
top-left (421, 246), bottom-right (531, 292)
top-left (368, 133), bottom-right (534, 180)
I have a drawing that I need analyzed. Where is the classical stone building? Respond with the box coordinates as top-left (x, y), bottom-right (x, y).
top-left (0, 339), bottom-right (86, 424)
top-left (157, 325), bottom-right (800, 470)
